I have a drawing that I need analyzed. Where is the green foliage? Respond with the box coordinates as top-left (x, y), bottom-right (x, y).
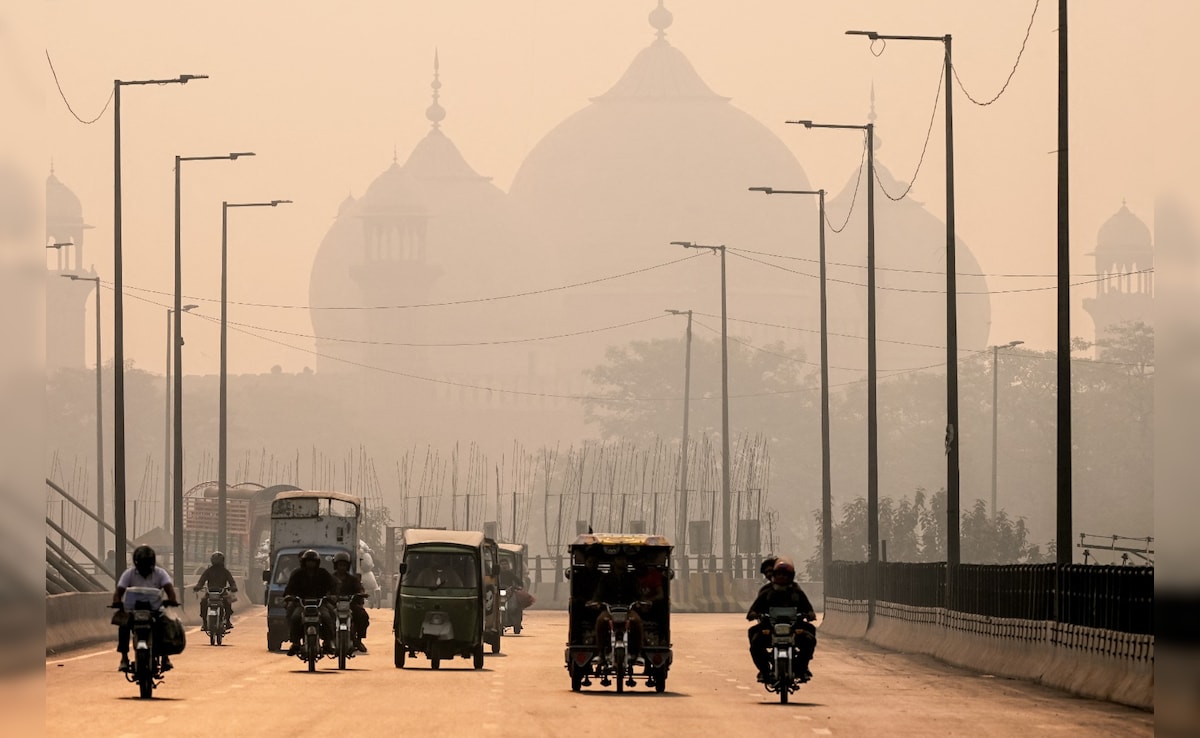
top-left (804, 488), bottom-right (1052, 578)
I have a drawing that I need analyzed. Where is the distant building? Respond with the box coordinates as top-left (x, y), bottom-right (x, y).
top-left (1082, 201), bottom-right (1154, 359)
top-left (45, 165), bottom-right (97, 373)
top-left (308, 4), bottom-right (994, 421)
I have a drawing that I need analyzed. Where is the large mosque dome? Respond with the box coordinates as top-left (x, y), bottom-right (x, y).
top-left (509, 10), bottom-right (814, 285)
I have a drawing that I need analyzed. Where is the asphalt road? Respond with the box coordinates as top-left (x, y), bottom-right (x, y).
top-left (45, 608), bottom-right (1152, 737)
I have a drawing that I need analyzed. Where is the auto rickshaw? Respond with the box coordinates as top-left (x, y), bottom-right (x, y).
top-left (393, 529), bottom-right (499, 669)
top-left (497, 542), bottom-right (530, 634)
top-left (481, 537), bottom-right (502, 653)
top-left (564, 533), bottom-right (673, 693)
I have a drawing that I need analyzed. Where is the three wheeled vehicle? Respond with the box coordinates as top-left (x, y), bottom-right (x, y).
top-left (564, 533), bottom-right (673, 693)
top-left (393, 529), bottom-right (500, 670)
top-left (497, 542), bottom-right (531, 635)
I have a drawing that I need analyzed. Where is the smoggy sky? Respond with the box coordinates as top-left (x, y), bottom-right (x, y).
top-left (25, 0), bottom-right (1198, 377)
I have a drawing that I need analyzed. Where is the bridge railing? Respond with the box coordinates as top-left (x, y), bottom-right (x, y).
top-left (827, 560), bottom-right (1153, 635)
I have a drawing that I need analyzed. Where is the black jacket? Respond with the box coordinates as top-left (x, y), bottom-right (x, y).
top-left (284, 566), bottom-right (337, 600)
top-left (195, 564), bottom-right (238, 591)
top-left (748, 583), bottom-right (814, 619)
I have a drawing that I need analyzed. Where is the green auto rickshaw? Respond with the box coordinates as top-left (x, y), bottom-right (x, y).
top-left (481, 537), bottom-right (502, 653)
top-left (393, 529), bottom-right (498, 669)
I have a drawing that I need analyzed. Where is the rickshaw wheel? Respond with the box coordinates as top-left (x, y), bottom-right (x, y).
top-left (490, 638), bottom-right (500, 655)
top-left (654, 668), bottom-right (667, 693)
top-left (570, 663), bottom-right (583, 692)
top-left (394, 642), bottom-right (406, 669)
top-left (430, 656), bottom-right (441, 670)
top-left (473, 643), bottom-right (485, 670)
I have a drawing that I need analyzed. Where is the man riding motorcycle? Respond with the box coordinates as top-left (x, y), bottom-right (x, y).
top-left (330, 551), bottom-right (370, 653)
top-left (112, 545), bottom-right (179, 673)
top-left (283, 549), bottom-right (337, 656)
top-left (745, 557), bottom-right (817, 683)
top-left (587, 552), bottom-right (644, 661)
top-left (192, 551), bottom-right (238, 629)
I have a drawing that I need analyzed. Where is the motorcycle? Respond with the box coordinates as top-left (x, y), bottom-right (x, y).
top-left (591, 601), bottom-right (647, 694)
top-left (201, 587), bottom-right (232, 646)
top-left (500, 585), bottom-right (524, 635)
top-left (758, 606), bottom-right (813, 704)
top-left (331, 594), bottom-right (360, 670)
top-left (113, 587), bottom-right (180, 699)
top-left (286, 596), bottom-right (329, 672)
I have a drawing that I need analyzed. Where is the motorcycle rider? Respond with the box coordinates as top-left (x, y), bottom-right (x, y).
top-left (746, 555), bottom-right (779, 649)
top-left (112, 545), bottom-right (179, 673)
top-left (745, 557), bottom-right (817, 683)
top-left (330, 551), bottom-right (370, 653)
top-left (587, 552), bottom-right (644, 660)
top-left (192, 551), bottom-right (238, 630)
top-left (283, 549), bottom-right (337, 656)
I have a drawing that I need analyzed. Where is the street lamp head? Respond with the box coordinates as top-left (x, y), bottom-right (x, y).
top-left (785, 120), bottom-right (814, 128)
top-left (270, 199), bottom-right (292, 206)
top-left (670, 241), bottom-right (694, 248)
top-left (748, 186), bottom-right (774, 194)
top-left (182, 304), bottom-right (200, 312)
top-left (229, 152), bottom-right (256, 160)
top-left (177, 74), bottom-right (209, 84)
top-left (1007, 340), bottom-right (1025, 349)
top-left (845, 30), bottom-right (880, 40)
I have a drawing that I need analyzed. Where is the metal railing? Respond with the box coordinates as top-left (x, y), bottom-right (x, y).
top-left (825, 560), bottom-right (1152, 635)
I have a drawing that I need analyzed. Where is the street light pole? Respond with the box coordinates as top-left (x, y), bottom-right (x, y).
top-left (847, 26), bottom-right (962, 588)
top-left (666, 309), bottom-right (694, 572)
top-left (670, 242), bottom-right (732, 572)
top-left (174, 152), bottom-right (251, 595)
top-left (748, 186), bottom-right (832, 579)
top-left (164, 304), bottom-right (198, 536)
top-left (990, 340), bottom-right (1024, 518)
top-left (218, 200), bottom-right (291, 555)
top-left (112, 72), bottom-right (206, 573)
top-left (64, 273), bottom-right (104, 561)
top-left (786, 119), bottom-right (876, 623)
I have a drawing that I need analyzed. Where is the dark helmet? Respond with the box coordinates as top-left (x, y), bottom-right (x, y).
top-left (133, 545), bottom-right (157, 576)
top-left (333, 551), bottom-right (352, 567)
top-left (772, 558), bottom-right (796, 581)
top-left (210, 551), bottom-right (226, 566)
top-left (300, 549), bottom-right (321, 566)
top-left (759, 556), bottom-right (779, 578)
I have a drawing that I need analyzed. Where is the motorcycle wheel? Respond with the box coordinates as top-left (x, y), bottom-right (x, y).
top-left (570, 662), bottom-right (583, 692)
top-left (305, 634), bottom-right (318, 673)
top-left (337, 631), bottom-right (349, 670)
top-left (473, 643), bottom-right (484, 670)
top-left (136, 650), bottom-right (153, 699)
top-left (490, 635), bottom-right (500, 655)
top-left (430, 655), bottom-right (440, 670)
top-left (615, 652), bottom-right (626, 694)
top-left (394, 641), bottom-right (406, 669)
top-left (655, 667), bottom-right (667, 693)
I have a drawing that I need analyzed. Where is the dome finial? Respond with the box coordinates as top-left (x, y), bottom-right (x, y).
top-left (649, 0), bottom-right (673, 41)
top-left (393, 144), bottom-right (398, 164)
top-left (49, 158), bottom-right (55, 176)
top-left (426, 49), bottom-right (446, 130)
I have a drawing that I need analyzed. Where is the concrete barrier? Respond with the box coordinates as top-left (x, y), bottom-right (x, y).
top-left (818, 600), bottom-right (1152, 710)
top-left (47, 592), bottom-right (204, 657)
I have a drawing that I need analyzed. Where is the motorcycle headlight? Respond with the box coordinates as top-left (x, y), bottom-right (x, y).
top-left (774, 624), bottom-right (792, 636)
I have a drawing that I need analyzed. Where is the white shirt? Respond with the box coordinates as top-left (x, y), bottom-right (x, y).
top-left (118, 566), bottom-right (173, 610)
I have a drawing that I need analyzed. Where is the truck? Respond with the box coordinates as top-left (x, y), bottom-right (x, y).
top-left (182, 482), bottom-right (294, 600)
top-left (261, 489), bottom-right (362, 652)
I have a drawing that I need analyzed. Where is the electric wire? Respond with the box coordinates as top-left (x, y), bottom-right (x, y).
top-left (952, 0), bottom-right (1042, 107)
top-left (46, 51), bottom-right (113, 125)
